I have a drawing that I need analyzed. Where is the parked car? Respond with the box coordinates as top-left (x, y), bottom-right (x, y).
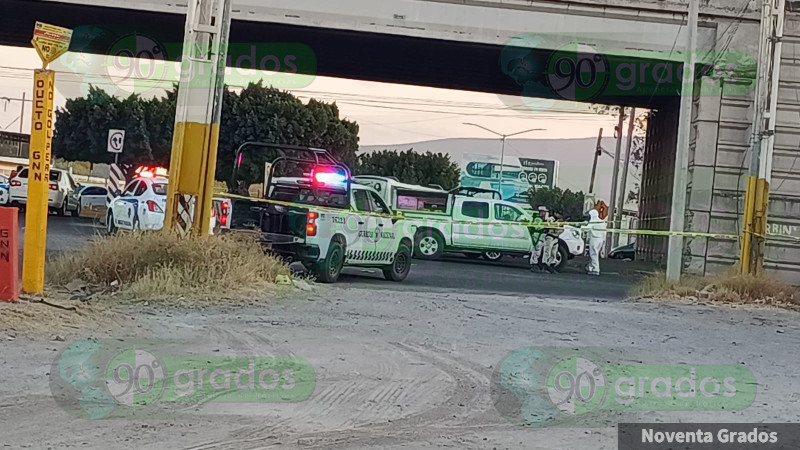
top-left (609, 242), bottom-right (636, 260)
top-left (69, 185), bottom-right (108, 217)
top-left (9, 168), bottom-right (78, 216)
top-left (106, 166), bottom-right (219, 233)
top-left (106, 174), bottom-right (168, 233)
top-left (0, 174), bottom-right (9, 206)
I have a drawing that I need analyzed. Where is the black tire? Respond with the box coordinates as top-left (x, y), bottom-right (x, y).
top-left (481, 251), bottom-right (503, 262)
top-left (413, 229), bottom-right (444, 259)
top-left (314, 241), bottom-right (345, 283)
top-left (106, 211), bottom-right (117, 235)
top-left (554, 244), bottom-right (569, 272)
top-left (75, 202), bottom-right (82, 217)
top-left (383, 242), bottom-right (412, 282)
top-left (463, 252), bottom-right (481, 259)
top-left (57, 200), bottom-right (68, 217)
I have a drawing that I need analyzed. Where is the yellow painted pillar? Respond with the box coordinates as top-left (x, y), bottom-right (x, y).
top-left (739, 176), bottom-right (756, 275)
top-left (164, 0), bottom-right (230, 236)
top-left (752, 178), bottom-right (770, 275)
top-left (22, 70), bottom-right (55, 293)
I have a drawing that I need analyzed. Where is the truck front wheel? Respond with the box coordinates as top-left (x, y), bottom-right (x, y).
top-left (413, 229), bottom-right (444, 259)
top-left (314, 241), bottom-right (345, 283)
top-left (554, 244), bottom-right (569, 272)
top-left (383, 243), bottom-right (411, 282)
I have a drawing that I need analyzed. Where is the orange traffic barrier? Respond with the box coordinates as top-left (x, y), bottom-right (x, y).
top-left (0, 207), bottom-right (20, 302)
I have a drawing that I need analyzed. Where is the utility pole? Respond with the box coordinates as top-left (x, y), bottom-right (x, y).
top-left (164, 0), bottom-right (232, 235)
top-left (666, 0), bottom-right (699, 282)
top-left (614, 107), bottom-right (636, 247)
top-left (589, 128), bottom-right (603, 194)
top-left (463, 123), bottom-right (545, 200)
top-left (606, 106), bottom-right (625, 255)
top-left (741, 0), bottom-right (784, 275)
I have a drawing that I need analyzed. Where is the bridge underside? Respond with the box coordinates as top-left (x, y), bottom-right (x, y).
top-left (1, 0), bottom-right (676, 109)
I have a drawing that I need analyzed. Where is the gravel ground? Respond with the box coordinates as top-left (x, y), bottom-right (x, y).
top-left (1, 287), bottom-right (799, 449)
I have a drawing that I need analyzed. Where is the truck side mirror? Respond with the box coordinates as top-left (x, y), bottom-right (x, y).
top-left (392, 210), bottom-right (404, 224)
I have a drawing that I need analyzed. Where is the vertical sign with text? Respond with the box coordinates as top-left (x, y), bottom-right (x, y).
top-left (0, 209), bottom-right (19, 301)
top-left (22, 70), bottom-right (56, 293)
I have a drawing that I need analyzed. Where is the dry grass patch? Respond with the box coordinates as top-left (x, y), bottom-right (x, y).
top-left (46, 231), bottom-right (291, 299)
top-left (633, 270), bottom-right (799, 309)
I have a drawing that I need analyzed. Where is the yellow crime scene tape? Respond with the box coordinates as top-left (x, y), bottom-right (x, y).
top-left (215, 192), bottom-right (797, 243)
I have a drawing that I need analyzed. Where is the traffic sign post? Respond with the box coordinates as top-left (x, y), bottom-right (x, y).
top-left (31, 22), bottom-right (72, 68)
top-left (108, 129), bottom-right (125, 164)
top-left (22, 22), bottom-right (71, 294)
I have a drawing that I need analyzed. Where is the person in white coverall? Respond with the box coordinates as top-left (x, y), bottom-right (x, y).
top-left (583, 209), bottom-right (607, 276)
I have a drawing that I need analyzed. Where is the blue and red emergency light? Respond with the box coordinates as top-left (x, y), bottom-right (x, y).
top-left (134, 166), bottom-right (168, 178)
top-left (310, 167), bottom-right (348, 186)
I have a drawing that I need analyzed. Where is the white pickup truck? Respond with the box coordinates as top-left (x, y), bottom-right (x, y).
top-left (216, 144), bottom-right (414, 283)
top-left (354, 175), bottom-right (584, 270)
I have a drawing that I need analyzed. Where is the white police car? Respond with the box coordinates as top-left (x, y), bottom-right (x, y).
top-left (106, 169), bottom-right (168, 233)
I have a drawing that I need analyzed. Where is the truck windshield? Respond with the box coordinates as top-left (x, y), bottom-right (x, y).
top-left (271, 184), bottom-right (348, 208)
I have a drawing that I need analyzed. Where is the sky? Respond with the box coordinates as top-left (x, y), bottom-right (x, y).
top-left (0, 45), bottom-right (625, 147)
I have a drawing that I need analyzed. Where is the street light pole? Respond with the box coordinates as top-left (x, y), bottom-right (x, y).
top-left (499, 135), bottom-right (506, 195)
top-left (463, 123), bottom-right (545, 200)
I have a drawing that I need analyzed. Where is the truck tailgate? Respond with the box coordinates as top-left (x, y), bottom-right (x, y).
top-left (229, 199), bottom-right (308, 240)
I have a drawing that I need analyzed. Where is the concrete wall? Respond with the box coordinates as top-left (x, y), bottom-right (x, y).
top-left (682, 11), bottom-right (800, 283)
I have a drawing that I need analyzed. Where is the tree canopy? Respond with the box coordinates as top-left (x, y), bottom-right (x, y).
top-left (53, 83), bottom-right (360, 186)
top-left (53, 84), bottom-right (465, 190)
top-left (354, 149), bottom-right (460, 190)
top-left (528, 186), bottom-right (587, 221)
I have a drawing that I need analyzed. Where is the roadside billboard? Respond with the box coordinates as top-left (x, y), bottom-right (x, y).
top-left (460, 153), bottom-right (558, 204)
top-left (519, 158), bottom-right (558, 189)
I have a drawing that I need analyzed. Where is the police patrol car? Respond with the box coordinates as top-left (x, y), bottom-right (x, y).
top-left (106, 166), bottom-right (219, 233)
top-left (106, 166), bottom-right (169, 233)
top-left (217, 143), bottom-right (414, 283)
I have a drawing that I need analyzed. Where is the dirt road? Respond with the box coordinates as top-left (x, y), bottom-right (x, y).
top-left (2, 287), bottom-right (799, 449)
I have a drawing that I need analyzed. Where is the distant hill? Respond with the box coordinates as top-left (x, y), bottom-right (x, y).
top-left (360, 137), bottom-right (641, 208)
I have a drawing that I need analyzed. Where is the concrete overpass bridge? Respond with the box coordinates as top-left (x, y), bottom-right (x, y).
top-left (2, 0), bottom-right (799, 281)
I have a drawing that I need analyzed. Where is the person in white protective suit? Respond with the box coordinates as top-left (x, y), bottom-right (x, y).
top-left (583, 209), bottom-right (607, 276)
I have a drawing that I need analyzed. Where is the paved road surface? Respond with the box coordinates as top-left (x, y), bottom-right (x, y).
top-left (337, 254), bottom-right (651, 300)
top-left (16, 211), bottom-right (103, 254)
top-left (18, 214), bottom-right (650, 301)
